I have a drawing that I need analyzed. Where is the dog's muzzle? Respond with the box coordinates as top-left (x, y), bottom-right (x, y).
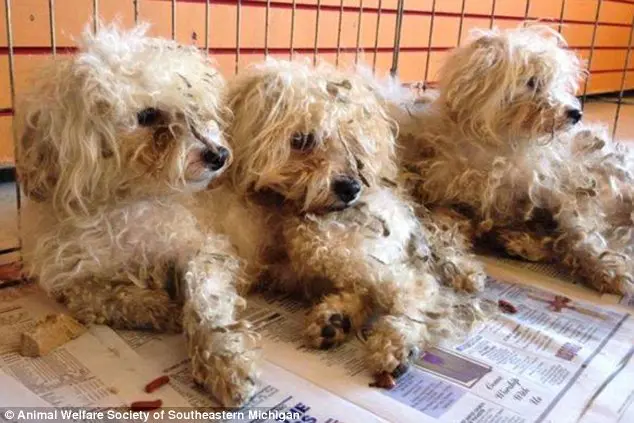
top-left (333, 176), bottom-right (362, 205)
top-left (201, 146), bottom-right (229, 171)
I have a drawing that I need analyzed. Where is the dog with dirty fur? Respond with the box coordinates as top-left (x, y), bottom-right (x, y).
top-left (387, 25), bottom-right (634, 295)
top-left (196, 58), bottom-right (487, 388)
top-left (16, 23), bottom-right (258, 407)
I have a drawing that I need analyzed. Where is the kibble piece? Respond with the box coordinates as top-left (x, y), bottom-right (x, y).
top-left (145, 375), bottom-right (170, 393)
top-left (498, 299), bottom-right (518, 314)
top-left (20, 314), bottom-right (87, 357)
top-left (369, 371), bottom-right (396, 390)
top-left (130, 399), bottom-right (162, 411)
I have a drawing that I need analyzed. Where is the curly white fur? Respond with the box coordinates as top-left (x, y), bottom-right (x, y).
top-left (195, 58), bottom-right (487, 382)
top-left (385, 25), bottom-right (634, 295)
top-left (17, 23), bottom-right (258, 407)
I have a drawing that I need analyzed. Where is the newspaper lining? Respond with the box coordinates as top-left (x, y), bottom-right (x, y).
top-left (0, 259), bottom-right (632, 423)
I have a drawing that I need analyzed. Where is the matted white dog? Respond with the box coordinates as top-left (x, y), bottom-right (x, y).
top-left (387, 26), bottom-right (634, 295)
top-left (17, 23), bottom-right (257, 407)
top-left (195, 59), bottom-right (487, 392)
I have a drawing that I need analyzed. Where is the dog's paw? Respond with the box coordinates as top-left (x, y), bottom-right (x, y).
top-left (578, 252), bottom-right (634, 296)
top-left (365, 316), bottom-right (421, 379)
top-left (189, 322), bottom-right (260, 407)
top-left (497, 230), bottom-right (553, 263)
top-left (194, 352), bottom-right (258, 407)
top-left (598, 273), bottom-right (634, 296)
top-left (452, 270), bottom-right (486, 293)
top-left (305, 308), bottom-right (353, 350)
top-left (439, 259), bottom-right (486, 293)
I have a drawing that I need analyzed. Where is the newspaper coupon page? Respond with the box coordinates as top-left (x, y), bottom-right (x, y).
top-left (228, 261), bottom-right (633, 423)
top-left (0, 283), bottom-right (383, 422)
top-left (619, 296), bottom-right (634, 308)
top-left (0, 284), bottom-right (138, 409)
top-left (0, 258), bottom-right (633, 423)
top-left (93, 325), bottom-right (385, 422)
top-left (483, 258), bottom-right (634, 423)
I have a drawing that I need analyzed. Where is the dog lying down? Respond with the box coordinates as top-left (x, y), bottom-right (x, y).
top-left (15, 23), bottom-right (259, 406)
top-left (386, 25), bottom-right (634, 296)
top-left (193, 57), bottom-right (489, 398)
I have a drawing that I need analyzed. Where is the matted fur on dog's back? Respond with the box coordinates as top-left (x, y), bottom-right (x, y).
top-left (383, 25), bottom-right (634, 295)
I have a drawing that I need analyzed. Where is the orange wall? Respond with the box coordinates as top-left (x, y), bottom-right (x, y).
top-left (1, 0), bottom-right (634, 164)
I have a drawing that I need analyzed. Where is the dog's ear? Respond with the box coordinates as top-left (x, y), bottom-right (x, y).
top-left (16, 112), bottom-right (60, 203)
top-left (472, 33), bottom-right (497, 49)
top-left (225, 67), bottom-right (299, 195)
top-left (438, 30), bottom-right (511, 137)
top-left (16, 59), bottom-right (118, 217)
top-left (470, 28), bottom-right (505, 50)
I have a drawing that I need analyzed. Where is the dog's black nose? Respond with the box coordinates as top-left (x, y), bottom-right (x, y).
top-left (201, 147), bottom-right (229, 171)
top-left (566, 108), bottom-right (583, 124)
top-left (333, 177), bottom-right (361, 203)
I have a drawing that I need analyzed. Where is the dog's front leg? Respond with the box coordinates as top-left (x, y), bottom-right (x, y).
top-left (364, 282), bottom-right (473, 378)
top-left (304, 291), bottom-right (371, 349)
top-left (182, 237), bottom-right (260, 407)
top-left (418, 210), bottom-right (486, 293)
top-left (556, 232), bottom-right (633, 295)
top-left (553, 207), bottom-right (634, 295)
top-left (365, 314), bottom-right (429, 378)
top-left (487, 227), bottom-right (554, 262)
top-left (283, 218), bottom-right (375, 349)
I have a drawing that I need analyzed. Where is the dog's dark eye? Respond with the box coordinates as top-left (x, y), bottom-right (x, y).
top-left (527, 77), bottom-right (538, 91)
top-left (137, 108), bottom-right (162, 126)
top-left (291, 132), bottom-right (316, 151)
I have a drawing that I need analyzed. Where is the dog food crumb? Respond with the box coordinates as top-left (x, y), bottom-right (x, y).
top-left (498, 299), bottom-right (518, 314)
top-left (20, 314), bottom-right (87, 357)
top-left (369, 372), bottom-right (396, 390)
top-left (145, 375), bottom-right (170, 393)
top-left (130, 399), bottom-right (162, 411)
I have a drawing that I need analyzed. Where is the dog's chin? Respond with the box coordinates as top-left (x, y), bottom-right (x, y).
top-left (316, 196), bottom-right (362, 214)
top-left (325, 204), bottom-right (353, 213)
top-left (185, 167), bottom-right (223, 192)
top-left (185, 178), bottom-right (213, 192)
top-left (534, 120), bottom-right (577, 140)
top-left (251, 188), bottom-right (362, 215)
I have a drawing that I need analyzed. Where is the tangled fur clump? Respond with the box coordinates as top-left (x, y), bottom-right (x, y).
top-left (17, 23), bottom-right (257, 407)
top-left (387, 25), bottom-right (634, 295)
top-left (195, 58), bottom-right (488, 388)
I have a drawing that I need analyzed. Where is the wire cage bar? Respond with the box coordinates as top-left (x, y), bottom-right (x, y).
top-left (371, 0), bottom-right (383, 72)
top-left (2, 0), bottom-right (21, 263)
top-left (48, 0), bottom-right (56, 57)
top-left (264, 0), bottom-right (271, 57)
top-left (335, 0), bottom-right (345, 67)
top-left (0, 0), bottom-right (633, 268)
top-left (313, 0), bottom-right (322, 66)
top-left (92, 0), bottom-right (98, 33)
top-left (390, 0), bottom-right (405, 77)
top-left (581, 0), bottom-right (604, 109)
top-left (170, 0), bottom-right (176, 40)
top-left (613, 13), bottom-right (634, 139)
top-left (204, 0), bottom-right (210, 54)
top-left (422, 0), bottom-right (437, 88)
